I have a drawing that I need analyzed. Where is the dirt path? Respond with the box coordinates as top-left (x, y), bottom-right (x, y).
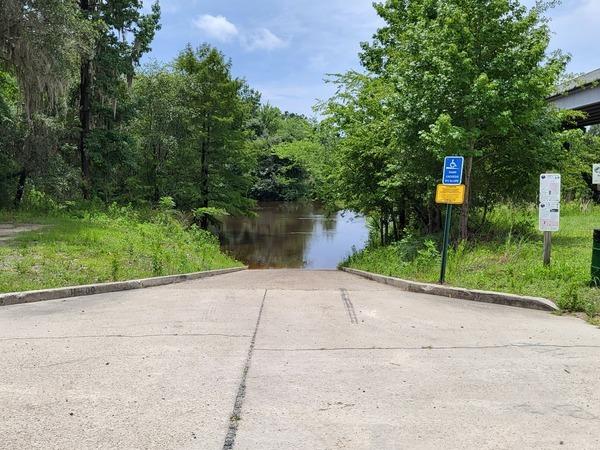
top-left (0, 223), bottom-right (45, 243)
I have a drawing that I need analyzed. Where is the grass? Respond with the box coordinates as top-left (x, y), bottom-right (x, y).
top-left (0, 205), bottom-right (242, 293)
top-left (341, 203), bottom-right (600, 321)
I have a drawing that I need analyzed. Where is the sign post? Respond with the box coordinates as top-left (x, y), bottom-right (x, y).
top-left (440, 203), bottom-right (453, 284)
top-left (539, 173), bottom-right (561, 266)
top-left (437, 156), bottom-right (465, 284)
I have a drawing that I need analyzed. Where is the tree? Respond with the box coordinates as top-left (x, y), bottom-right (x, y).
top-left (558, 128), bottom-right (600, 203)
top-left (77, 0), bottom-right (160, 198)
top-left (0, 0), bottom-right (83, 116)
top-left (318, 71), bottom-right (418, 243)
top-left (172, 44), bottom-right (256, 229)
top-left (130, 64), bottom-right (186, 203)
top-left (247, 104), bottom-right (322, 201)
top-left (359, 0), bottom-right (569, 240)
top-left (0, 1), bottom-right (85, 207)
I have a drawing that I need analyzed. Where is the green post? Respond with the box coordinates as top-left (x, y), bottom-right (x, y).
top-left (439, 203), bottom-right (452, 284)
top-left (592, 229), bottom-right (600, 287)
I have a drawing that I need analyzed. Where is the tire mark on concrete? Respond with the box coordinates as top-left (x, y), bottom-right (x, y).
top-left (222, 289), bottom-right (267, 450)
top-left (340, 288), bottom-right (358, 324)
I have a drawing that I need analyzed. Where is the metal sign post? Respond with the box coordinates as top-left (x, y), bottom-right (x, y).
top-left (440, 203), bottom-right (453, 284)
top-left (437, 156), bottom-right (465, 284)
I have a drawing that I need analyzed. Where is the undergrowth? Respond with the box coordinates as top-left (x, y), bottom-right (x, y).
top-left (0, 201), bottom-right (242, 293)
top-left (342, 203), bottom-right (600, 320)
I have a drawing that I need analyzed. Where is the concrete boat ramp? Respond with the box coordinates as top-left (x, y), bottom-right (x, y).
top-left (1, 269), bottom-right (599, 449)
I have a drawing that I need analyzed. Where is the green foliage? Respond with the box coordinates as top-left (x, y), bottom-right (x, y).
top-left (77, 0), bottom-right (161, 198)
top-left (321, 0), bottom-right (572, 242)
top-left (246, 104), bottom-right (325, 201)
top-left (193, 206), bottom-right (230, 228)
top-left (155, 44), bottom-right (257, 228)
top-left (0, 207), bottom-right (242, 293)
top-left (20, 187), bottom-right (63, 214)
top-left (342, 204), bottom-right (600, 318)
top-left (0, 0), bottom-right (84, 115)
top-left (130, 66), bottom-right (185, 202)
top-left (158, 196), bottom-right (176, 211)
top-left (558, 129), bottom-right (600, 202)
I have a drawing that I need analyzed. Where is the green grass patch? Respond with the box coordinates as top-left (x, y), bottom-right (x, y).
top-left (0, 206), bottom-right (242, 293)
top-left (342, 203), bottom-right (600, 319)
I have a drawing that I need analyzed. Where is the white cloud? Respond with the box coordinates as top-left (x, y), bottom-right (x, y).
top-left (192, 14), bottom-right (286, 52)
top-left (193, 15), bottom-right (239, 42)
top-left (244, 28), bottom-right (287, 51)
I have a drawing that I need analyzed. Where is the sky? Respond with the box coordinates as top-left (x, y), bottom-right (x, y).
top-left (141, 0), bottom-right (600, 117)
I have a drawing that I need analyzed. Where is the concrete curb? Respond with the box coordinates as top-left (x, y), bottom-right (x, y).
top-left (340, 267), bottom-right (559, 312)
top-left (0, 266), bottom-right (248, 307)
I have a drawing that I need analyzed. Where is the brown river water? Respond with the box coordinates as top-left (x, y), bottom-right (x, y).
top-left (218, 202), bottom-right (369, 269)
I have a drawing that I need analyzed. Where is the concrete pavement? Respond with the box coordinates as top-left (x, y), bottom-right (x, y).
top-left (1, 269), bottom-right (599, 449)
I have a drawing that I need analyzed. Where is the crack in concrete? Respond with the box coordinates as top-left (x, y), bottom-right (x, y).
top-left (255, 343), bottom-right (600, 352)
top-left (0, 333), bottom-right (251, 342)
top-left (222, 289), bottom-right (267, 450)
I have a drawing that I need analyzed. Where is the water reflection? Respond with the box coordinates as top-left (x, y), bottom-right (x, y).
top-left (218, 202), bottom-right (369, 269)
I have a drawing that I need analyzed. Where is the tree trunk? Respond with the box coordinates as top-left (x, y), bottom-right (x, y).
top-left (459, 154), bottom-right (474, 241)
top-left (383, 217), bottom-right (389, 245)
top-left (13, 169), bottom-right (28, 208)
top-left (199, 135), bottom-right (210, 230)
top-left (79, 61), bottom-right (92, 199)
top-left (399, 207), bottom-right (406, 236)
top-left (78, 0), bottom-right (92, 199)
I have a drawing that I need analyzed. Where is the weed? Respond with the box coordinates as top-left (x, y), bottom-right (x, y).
top-left (110, 255), bottom-right (120, 281)
top-left (557, 283), bottom-right (584, 312)
top-left (341, 203), bottom-right (600, 313)
top-left (0, 206), bottom-right (242, 293)
top-left (151, 243), bottom-right (164, 277)
top-left (584, 300), bottom-right (600, 319)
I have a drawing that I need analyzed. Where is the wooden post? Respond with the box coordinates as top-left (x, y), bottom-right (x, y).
top-left (543, 231), bottom-right (551, 266)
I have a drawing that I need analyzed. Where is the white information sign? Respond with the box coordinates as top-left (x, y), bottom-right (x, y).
top-left (539, 173), bottom-right (561, 203)
top-left (539, 202), bottom-right (560, 232)
top-left (539, 174), bottom-right (561, 232)
top-left (593, 164), bottom-right (600, 185)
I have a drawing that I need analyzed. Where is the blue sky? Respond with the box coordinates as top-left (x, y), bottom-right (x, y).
top-left (141, 0), bottom-right (599, 117)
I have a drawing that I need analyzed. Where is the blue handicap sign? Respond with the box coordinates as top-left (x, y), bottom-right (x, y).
top-left (443, 156), bottom-right (464, 185)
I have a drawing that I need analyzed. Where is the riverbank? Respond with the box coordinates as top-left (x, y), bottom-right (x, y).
top-left (340, 203), bottom-right (600, 321)
top-left (0, 206), bottom-right (242, 293)
top-left (219, 201), bottom-right (368, 269)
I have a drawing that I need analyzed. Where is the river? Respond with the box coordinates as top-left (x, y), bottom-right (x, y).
top-left (218, 202), bottom-right (369, 269)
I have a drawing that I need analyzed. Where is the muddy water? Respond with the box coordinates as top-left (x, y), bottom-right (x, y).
top-left (218, 202), bottom-right (369, 269)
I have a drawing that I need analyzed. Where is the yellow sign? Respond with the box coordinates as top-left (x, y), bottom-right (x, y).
top-left (435, 184), bottom-right (465, 204)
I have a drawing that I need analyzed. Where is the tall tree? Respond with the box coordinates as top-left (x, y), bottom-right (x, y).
top-left (0, 0), bottom-right (82, 115)
top-left (0, 1), bottom-right (85, 207)
top-left (78, 0), bottom-right (160, 198)
top-left (318, 71), bottom-right (418, 243)
top-left (172, 44), bottom-right (255, 229)
top-left (360, 0), bottom-right (568, 240)
top-left (130, 64), bottom-right (185, 203)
